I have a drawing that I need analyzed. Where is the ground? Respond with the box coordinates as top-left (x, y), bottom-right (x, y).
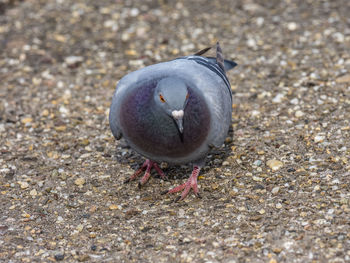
top-left (0, 0), bottom-right (350, 262)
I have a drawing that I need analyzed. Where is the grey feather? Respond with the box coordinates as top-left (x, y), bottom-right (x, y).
top-left (193, 45), bottom-right (237, 71)
top-left (206, 57), bottom-right (237, 71)
top-left (216, 42), bottom-right (225, 71)
top-left (109, 44), bottom-right (236, 164)
top-left (109, 100), bottom-right (123, 140)
top-left (193, 46), bottom-right (212, 56)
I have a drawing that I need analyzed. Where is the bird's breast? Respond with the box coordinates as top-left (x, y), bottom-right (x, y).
top-left (120, 84), bottom-right (210, 161)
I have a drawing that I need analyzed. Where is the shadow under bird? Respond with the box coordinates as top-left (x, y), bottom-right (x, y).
top-left (109, 42), bottom-right (237, 201)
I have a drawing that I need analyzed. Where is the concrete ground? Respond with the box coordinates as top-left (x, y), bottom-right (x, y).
top-left (0, 0), bottom-right (349, 262)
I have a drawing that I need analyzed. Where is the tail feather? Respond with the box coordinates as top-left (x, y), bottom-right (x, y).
top-left (216, 42), bottom-right (225, 72)
top-left (206, 57), bottom-right (237, 71)
top-left (194, 46), bottom-right (212, 56)
top-left (193, 42), bottom-right (238, 72)
top-left (222, 59), bottom-right (237, 71)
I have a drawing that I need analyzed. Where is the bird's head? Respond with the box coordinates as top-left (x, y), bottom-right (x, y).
top-left (154, 77), bottom-right (189, 134)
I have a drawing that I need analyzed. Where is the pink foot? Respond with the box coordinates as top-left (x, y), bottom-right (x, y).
top-left (162, 166), bottom-right (201, 201)
top-left (124, 159), bottom-right (166, 186)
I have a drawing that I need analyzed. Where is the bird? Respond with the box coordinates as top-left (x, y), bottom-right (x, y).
top-left (109, 42), bottom-right (237, 201)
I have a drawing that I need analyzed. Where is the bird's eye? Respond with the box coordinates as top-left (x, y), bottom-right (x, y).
top-left (186, 93), bottom-right (189, 100)
top-left (159, 94), bottom-right (166, 103)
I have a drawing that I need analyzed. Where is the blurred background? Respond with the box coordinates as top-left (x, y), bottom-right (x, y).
top-left (0, 0), bottom-right (349, 262)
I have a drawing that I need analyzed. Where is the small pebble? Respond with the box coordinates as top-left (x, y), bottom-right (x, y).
top-left (314, 134), bottom-right (325, 143)
top-left (21, 117), bottom-right (33, 124)
top-left (290, 98), bottom-right (299, 105)
top-left (295, 110), bottom-right (304, 117)
top-left (272, 247), bottom-right (282, 253)
top-left (41, 109), bottom-right (49, 117)
top-left (313, 185), bottom-right (320, 191)
top-left (256, 17), bottom-right (264, 26)
top-left (109, 204), bottom-right (120, 210)
top-left (125, 49), bottom-right (138, 56)
top-left (104, 20), bottom-right (118, 31)
top-left (18, 181), bottom-right (29, 189)
top-left (76, 224), bottom-right (84, 232)
top-left (276, 203), bottom-right (282, 209)
top-left (54, 254), bottom-right (64, 261)
top-left (91, 245), bottom-right (97, 251)
top-left (160, 162), bottom-right (168, 169)
top-left (336, 74), bottom-right (350, 83)
top-left (253, 176), bottom-right (263, 182)
top-left (287, 22), bottom-right (298, 31)
top-left (266, 160), bottom-right (283, 171)
top-left (271, 186), bottom-right (280, 195)
top-left (272, 93), bottom-right (284, 103)
top-left (333, 32), bottom-right (344, 43)
top-left (77, 254), bottom-right (90, 262)
top-left (225, 137), bottom-right (233, 143)
top-left (130, 8), bottom-right (139, 17)
top-left (74, 178), bottom-right (85, 186)
top-left (65, 56), bottom-right (83, 66)
top-left (253, 160), bottom-right (262, 166)
top-left (247, 38), bottom-right (257, 48)
top-left (59, 106), bottom-right (69, 115)
top-left (29, 189), bottom-right (37, 196)
top-left (251, 110), bottom-right (260, 117)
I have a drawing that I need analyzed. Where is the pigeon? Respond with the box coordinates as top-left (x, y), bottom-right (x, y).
top-left (109, 42), bottom-right (237, 201)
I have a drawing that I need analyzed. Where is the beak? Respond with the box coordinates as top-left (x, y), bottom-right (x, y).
top-left (172, 110), bottom-right (184, 134)
top-left (174, 118), bottom-right (184, 134)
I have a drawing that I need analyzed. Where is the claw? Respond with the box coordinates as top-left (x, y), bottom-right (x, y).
top-left (174, 196), bottom-right (181, 203)
top-left (160, 176), bottom-right (169, 181)
top-left (125, 160), bottom-right (166, 186)
top-left (160, 190), bottom-right (169, 195)
top-left (153, 163), bottom-right (166, 180)
top-left (163, 166), bottom-right (201, 201)
top-left (126, 161), bottom-right (203, 201)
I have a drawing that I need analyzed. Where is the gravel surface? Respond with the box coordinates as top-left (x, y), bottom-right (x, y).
top-left (1, 0), bottom-right (350, 262)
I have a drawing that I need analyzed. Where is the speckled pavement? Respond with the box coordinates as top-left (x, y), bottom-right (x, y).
top-left (0, 0), bottom-right (350, 262)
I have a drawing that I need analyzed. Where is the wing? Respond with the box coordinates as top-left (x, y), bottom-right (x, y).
top-left (109, 62), bottom-right (174, 142)
top-left (109, 95), bottom-right (123, 140)
top-left (172, 56), bottom-right (234, 148)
